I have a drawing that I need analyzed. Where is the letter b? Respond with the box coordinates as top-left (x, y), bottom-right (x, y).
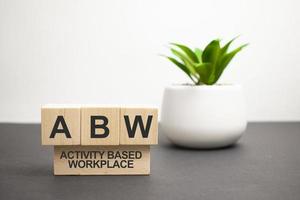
top-left (91, 116), bottom-right (109, 138)
top-left (81, 107), bottom-right (120, 145)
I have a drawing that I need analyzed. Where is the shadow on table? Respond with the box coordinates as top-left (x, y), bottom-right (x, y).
top-left (159, 137), bottom-right (244, 152)
top-left (164, 142), bottom-right (242, 151)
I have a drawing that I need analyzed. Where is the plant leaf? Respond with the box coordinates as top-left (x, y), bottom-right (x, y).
top-left (194, 48), bottom-right (203, 63)
top-left (195, 63), bottom-right (211, 84)
top-left (171, 43), bottom-right (199, 63)
top-left (214, 44), bottom-right (248, 83)
top-left (165, 56), bottom-right (197, 83)
top-left (171, 48), bottom-right (197, 75)
top-left (202, 40), bottom-right (221, 83)
top-left (166, 57), bottom-right (190, 75)
top-left (220, 36), bottom-right (238, 55)
top-left (202, 40), bottom-right (221, 64)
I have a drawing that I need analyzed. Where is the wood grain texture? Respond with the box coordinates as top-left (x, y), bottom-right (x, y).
top-left (41, 106), bottom-right (81, 145)
top-left (120, 108), bottom-right (158, 145)
top-left (54, 145), bottom-right (150, 175)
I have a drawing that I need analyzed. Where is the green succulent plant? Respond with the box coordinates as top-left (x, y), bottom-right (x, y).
top-left (164, 38), bottom-right (248, 85)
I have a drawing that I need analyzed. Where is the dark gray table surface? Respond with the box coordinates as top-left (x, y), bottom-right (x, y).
top-left (0, 123), bottom-right (299, 200)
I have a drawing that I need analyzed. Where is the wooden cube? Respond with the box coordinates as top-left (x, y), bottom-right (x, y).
top-left (120, 108), bottom-right (158, 145)
top-left (81, 106), bottom-right (119, 145)
top-left (41, 105), bottom-right (81, 145)
top-left (54, 145), bottom-right (150, 175)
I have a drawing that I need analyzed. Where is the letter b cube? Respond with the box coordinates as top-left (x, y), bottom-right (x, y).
top-left (81, 106), bottom-right (119, 145)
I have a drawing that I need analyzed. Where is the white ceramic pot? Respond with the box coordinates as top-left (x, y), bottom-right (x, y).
top-left (160, 84), bottom-right (247, 149)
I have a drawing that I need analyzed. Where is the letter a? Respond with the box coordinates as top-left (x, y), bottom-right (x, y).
top-left (49, 116), bottom-right (72, 138)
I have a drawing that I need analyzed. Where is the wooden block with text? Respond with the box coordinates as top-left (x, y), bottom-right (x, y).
top-left (41, 104), bottom-right (158, 175)
top-left (81, 106), bottom-right (119, 145)
top-left (54, 145), bottom-right (150, 175)
top-left (41, 105), bottom-right (81, 145)
top-left (120, 108), bottom-right (158, 145)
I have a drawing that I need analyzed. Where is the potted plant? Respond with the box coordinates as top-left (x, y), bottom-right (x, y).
top-left (160, 38), bottom-right (248, 149)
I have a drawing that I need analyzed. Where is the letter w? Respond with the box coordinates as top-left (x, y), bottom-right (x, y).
top-left (124, 115), bottom-right (153, 138)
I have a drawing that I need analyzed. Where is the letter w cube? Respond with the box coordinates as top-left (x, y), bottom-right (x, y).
top-left (120, 108), bottom-right (158, 145)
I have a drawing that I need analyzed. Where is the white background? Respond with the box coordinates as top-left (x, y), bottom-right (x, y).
top-left (0, 0), bottom-right (299, 123)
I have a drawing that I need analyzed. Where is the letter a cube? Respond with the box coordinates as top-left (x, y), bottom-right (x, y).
top-left (41, 105), bottom-right (80, 145)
